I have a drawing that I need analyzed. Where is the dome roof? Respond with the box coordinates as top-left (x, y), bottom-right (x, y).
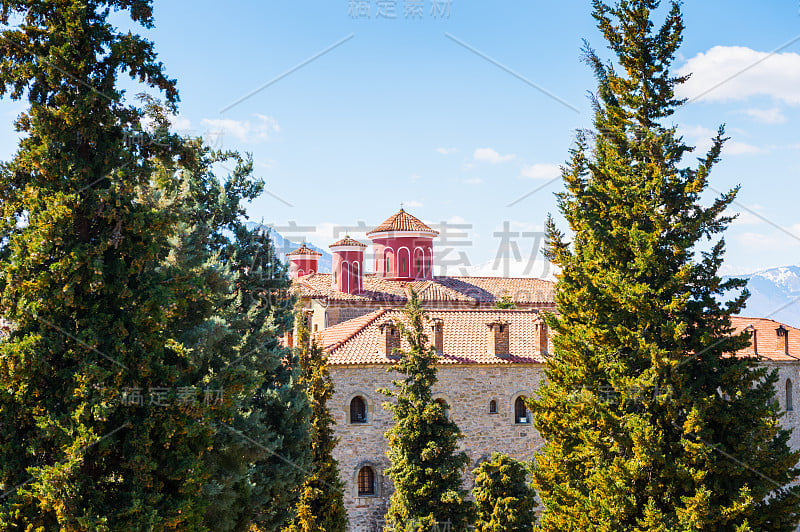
top-left (286, 243), bottom-right (322, 257)
top-left (367, 208), bottom-right (438, 237)
top-left (330, 236), bottom-right (367, 248)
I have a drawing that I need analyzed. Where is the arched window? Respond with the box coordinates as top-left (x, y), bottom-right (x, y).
top-left (489, 400), bottom-right (498, 414)
top-left (358, 466), bottom-right (375, 496)
top-left (515, 396), bottom-right (530, 424)
top-left (787, 379), bottom-right (794, 412)
top-left (414, 248), bottom-right (425, 278)
top-left (350, 396), bottom-right (367, 424)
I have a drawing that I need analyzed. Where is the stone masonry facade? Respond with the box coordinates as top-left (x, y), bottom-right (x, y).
top-left (329, 364), bottom-right (545, 532)
top-left (329, 360), bottom-right (800, 532)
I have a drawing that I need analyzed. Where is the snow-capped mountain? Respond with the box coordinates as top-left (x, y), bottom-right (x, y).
top-left (245, 222), bottom-right (333, 273)
top-left (735, 266), bottom-right (800, 328)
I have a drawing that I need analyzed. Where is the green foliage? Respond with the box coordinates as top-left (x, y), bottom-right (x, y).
top-left (380, 291), bottom-right (474, 532)
top-left (531, 1), bottom-right (800, 531)
top-left (0, 2), bottom-right (310, 529)
top-left (494, 294), bottom-right (517, 310)
top-left (0, 1), bottom-right (207, 529)
top-left (284, 317), bottom-right (348, 532)
top-left (147, 138), bottom-right (311, 532)
top-left (472, 453), bottom-right (535, 532)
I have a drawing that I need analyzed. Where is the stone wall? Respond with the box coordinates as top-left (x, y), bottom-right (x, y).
top-left (329, 360), bottom-right (800, 531)
top-left (329, 364), bottom-right (545, 532)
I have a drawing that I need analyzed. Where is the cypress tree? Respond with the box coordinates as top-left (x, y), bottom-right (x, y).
top-left (472, 453), bottom-right (535, 532)
top-left (284, 316), bottom-right (348, 532)
top-left (380, 291), bottom-right (473, 532)
top-left (531, 1), bottom-right (800, 531)
top-left (0, 1), bottom-right (211, 529)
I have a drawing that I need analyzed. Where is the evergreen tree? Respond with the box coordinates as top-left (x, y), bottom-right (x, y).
top-left (0, 2), bottom-right (311, 527)
top-left (139, 124), bottom-right (311, 532)
top-left (284, 316), bottom-right (348, 532)
top-left (472, 453), bottom-right (535, 532)
top-left (0, 1), bottom-right (211, 529)
top-left (531, 1), bottom-right (800, 531)
top-left (381, 291), bottom-right (473, 531)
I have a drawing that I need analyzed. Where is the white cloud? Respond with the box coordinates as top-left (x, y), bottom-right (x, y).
top-left (473, 148), bottom-right (515, 164)
top-left (740, 107), bottom-right (787, 124)
top-left (729, 210), bottom-right (765, 227)
top-left (410, 173), bottom-right (422, 182)
top-left (201, 114), bottom-right (280, 143)
top-left (737, 224), bottom-right (800, 251)
top-left (403, 200), bottom-right (423, 208)
top-left (436, 147), bottom-right (458, 155)
top-left (463, 178), bottom-right (484, 185)
top-left (677, 46), bottom-right (800, 104)
top-left (520, 163), bottom-right (561, 180)
top-left (725, 141), bottom-right (765, 155)
top-left (680, 125), bottom-right (765, 156)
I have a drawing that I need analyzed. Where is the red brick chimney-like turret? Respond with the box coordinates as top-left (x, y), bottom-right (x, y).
top-left (330, 236), bottom-right (367, 295)
top-left (286, 243), bottom-right (322, 279)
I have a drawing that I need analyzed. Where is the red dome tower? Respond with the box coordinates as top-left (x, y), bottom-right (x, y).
top-left (367, 208), bottom-right (437, 281)
top-left (330, 236), bottom-right (367, 294)
top-left (286, 243), bottom-right (322, 279)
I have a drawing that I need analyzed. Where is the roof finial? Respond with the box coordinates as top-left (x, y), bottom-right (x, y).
top-left (400, 202), bottom-right (404, 212)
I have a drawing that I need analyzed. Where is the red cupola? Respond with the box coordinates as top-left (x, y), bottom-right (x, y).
top-left (330, 236), bottom-right (367, 294)
top-left (286, 243), bottom-right (322, 280)
top-left (367, 208), bottom-right (437, 281)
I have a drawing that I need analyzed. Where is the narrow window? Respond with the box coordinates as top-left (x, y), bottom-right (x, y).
top-left (350, 396), bottom-right (367, 424)
top-left (515, 396), bottom-right (530, 424)
top-left (401, 257), bottom-right (407, 274)
top-left (358, 466), bottom-right (375, 496)
top-left (787, 379), bottom-right (794, 412)
top-left (489, 400), bottom-right (498, 414)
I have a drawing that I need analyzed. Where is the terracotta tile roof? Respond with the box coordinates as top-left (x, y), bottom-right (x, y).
top-left (292, 274), bottom-right (556, 305)
top-left (314, 312), bottom-right (799, 366)
top-left (294, 273), bottom-right (408, 302)
top-left (367, 208), bottom-right (439, 236)
top-left (730, 316), bottom-right (800, 362)
top-left (316, 308), bottom-right (548, 365)
top-left (329, 236), bottom-right (367, 248)
top-left (286, 243), bottom-right (322, 257)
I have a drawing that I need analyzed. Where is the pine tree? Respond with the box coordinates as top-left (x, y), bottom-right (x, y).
top-left (0, 1), bottom-right (211, 529)
top-left (284, 316), bottom-right (348, 532)
top-left (531, 1), bottom-right (800, 531)
top-left (381, 291), bottom-right (474, 532)
top-left (472, 453), bottom-right (535, 532)
top-left (139, 129), bottom-right (311, 532)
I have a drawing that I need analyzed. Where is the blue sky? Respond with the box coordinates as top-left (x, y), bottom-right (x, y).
top-left (1, 0), bottom-right (799, 277)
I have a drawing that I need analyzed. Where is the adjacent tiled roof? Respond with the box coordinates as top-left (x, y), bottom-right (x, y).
top-left (286, 243), bottom-right (322, 257)
top-left (293, 273), bottom-right (556, 305)
top-left (730, 316), bottom-right (800, 362)
top-left (314, 312), bottom-right (799, 366)
top-left (367, 208), bottom-right (439, 236)
top-left (316, 308), bottom-right (548, 365)
top-left (330, 236), bottom-right (367, 248)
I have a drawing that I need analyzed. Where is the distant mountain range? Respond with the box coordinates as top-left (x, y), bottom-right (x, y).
top-left (732, 266), bottom-right (800, 328)
top-left (246, 222), bottom-right (333, 273)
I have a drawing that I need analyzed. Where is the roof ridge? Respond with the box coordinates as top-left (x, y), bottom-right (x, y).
top-left (327, 308), bottom-right (390, 354)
